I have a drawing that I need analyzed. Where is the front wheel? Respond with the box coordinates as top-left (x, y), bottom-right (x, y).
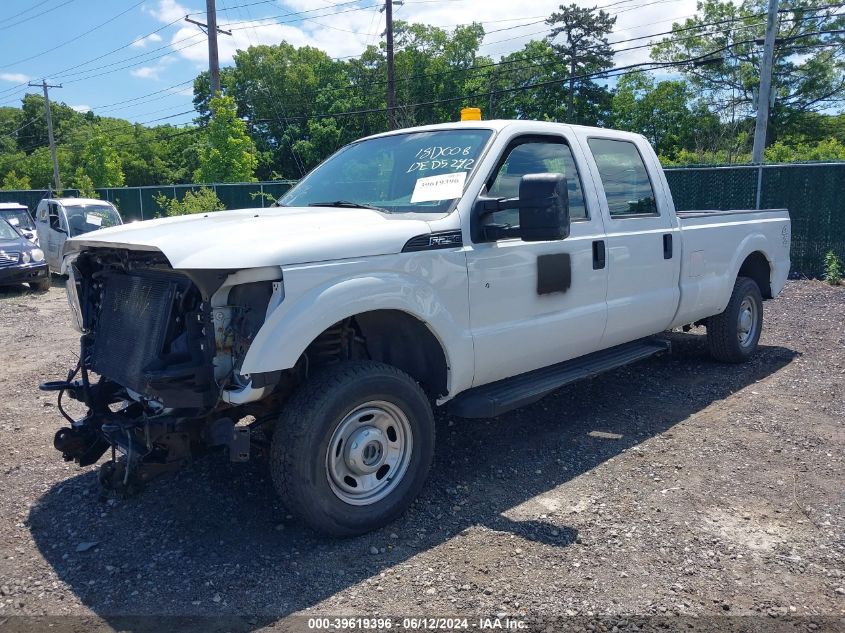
top-left (706, 276), bottom-right (763, 363)
top-left (31, 278), bottom-right (51, 292)
top-left (270, 361), bottom-right (435, 536)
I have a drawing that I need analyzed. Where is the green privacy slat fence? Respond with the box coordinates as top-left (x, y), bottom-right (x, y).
top-left (1, 165), bottom-right (842, 275)
top-left (0, 181), bottom-right (297, 223)
top-left (664, 162), bottom-right (845, 276)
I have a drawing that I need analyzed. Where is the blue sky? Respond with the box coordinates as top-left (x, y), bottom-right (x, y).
top-left (0, 0), bottom-right (698, 125)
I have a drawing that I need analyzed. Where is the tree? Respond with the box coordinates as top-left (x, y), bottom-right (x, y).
top-left (651, 0), bottom-right (845, 148)
top-left (195, 94), bottom-right (257, 183)
top-left (79, 133), bottom-right (125, 187)
top-left (611, 72), bottom-right (716, 158)
top-left (546, 4), bottom-right (616, 124)
top-left (72, 168), bottom-right (98, 198)
top-left (153, 187), bottom-right (225, 216)
top-left (1, 170), bottom-right (30, 190)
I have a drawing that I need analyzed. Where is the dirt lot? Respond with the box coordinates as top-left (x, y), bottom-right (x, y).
top-left (0, 279), bottom-right (842, 631)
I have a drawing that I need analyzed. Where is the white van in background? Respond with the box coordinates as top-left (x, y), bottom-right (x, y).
top-left (35, 198), bottom-right (122, 272)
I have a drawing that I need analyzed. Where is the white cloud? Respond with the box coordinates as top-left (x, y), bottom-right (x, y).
top-left (131, 66), bottom-right (162, 80)
top-left (0, 72), bottom-right (30, 83)
top-left (130, 32), bottom-right (163, 48)
top-left (162, 0), bottom-right (699, 68)
top-left (144, 0), bottom-right (195, 23)
top-left (71, 104), bottom-right (92, 113)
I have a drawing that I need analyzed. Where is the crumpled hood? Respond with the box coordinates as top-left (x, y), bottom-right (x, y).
top-left (64, 206), bottom-right (433, 269)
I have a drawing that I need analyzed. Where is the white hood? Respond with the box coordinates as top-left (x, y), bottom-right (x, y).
top-left (64, 206), bottom-right (434, 269)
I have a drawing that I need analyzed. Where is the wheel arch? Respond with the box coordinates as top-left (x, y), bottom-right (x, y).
top-left (240, 272), bottom-right (472, 398)
top-left (737, 250), bottom-right (773, 299)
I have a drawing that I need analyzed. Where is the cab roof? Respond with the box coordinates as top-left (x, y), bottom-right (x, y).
top-left (358, 119), bottom-right (646, 144)
top-left (0, 202), bottom-right (28, 209)
top-left (45, 198), bottom-right (113, 206)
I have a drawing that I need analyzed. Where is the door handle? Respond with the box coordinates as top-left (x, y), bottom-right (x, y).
top-left (663, 234), bottom-right (673, 259)
top-left (592, 240), bottom-right (606, 270)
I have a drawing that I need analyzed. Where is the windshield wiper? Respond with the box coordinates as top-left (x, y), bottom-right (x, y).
top-left (308, 200), bottom-right (388, 212)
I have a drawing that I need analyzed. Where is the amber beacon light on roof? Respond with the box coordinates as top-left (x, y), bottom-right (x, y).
top-left (460, 107), bottom-right (482, 121)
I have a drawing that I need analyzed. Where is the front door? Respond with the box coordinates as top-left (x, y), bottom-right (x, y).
top-left (465, 134), bottom-right (608, 387)
top-left (581, 135), bottom-right (681, 348)
top-left (45, 203), bottom-right (67, 271)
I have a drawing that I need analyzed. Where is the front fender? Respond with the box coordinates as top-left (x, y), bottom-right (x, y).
top-left (240, 263), bottom-right (473, 398)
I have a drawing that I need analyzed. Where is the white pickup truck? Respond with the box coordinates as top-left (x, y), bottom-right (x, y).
top-left (45, 120), bottom-right (790, 536)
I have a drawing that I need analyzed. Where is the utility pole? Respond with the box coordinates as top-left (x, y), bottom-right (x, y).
top-left (381, 0), bottom-right (402, 129)
top-left (751, 0), bottom-right (779, 163)
top-left (28, 79), bottom-right (62, 192)
top-left (185, 1), bottom-right (232, 97)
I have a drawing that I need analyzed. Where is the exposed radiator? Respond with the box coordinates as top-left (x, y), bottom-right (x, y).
top-left (92, 274), bottom-right (177, 393)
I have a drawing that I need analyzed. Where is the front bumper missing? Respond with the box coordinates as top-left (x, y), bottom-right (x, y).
top-left (40, 376), bottom-right (196, 496)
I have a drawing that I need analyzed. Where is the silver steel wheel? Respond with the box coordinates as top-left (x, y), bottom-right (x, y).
top-left (326, 400), bottom-right (413, 506)
top-left (737, 295), bottom-right (759, 347)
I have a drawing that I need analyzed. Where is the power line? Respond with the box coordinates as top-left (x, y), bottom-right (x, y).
top-left (238, 9), bottom-right (828, 107)
top-left (0, 0), bottom-right (77, 31)
top-left (0, 0), bottom-right (146, 70)
top-left (0, 0), bottom-right (54, 25)
top-left (251, 32), bottom-right (817, 123)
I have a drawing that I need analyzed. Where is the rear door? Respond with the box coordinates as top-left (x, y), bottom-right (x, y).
top-left (580, 134), bottom-right (681, 347)
top-left (465, 132), bottom-right (609, 387)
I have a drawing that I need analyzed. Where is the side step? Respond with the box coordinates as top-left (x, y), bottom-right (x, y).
top-left (449, 338), bottom-right (671, 419)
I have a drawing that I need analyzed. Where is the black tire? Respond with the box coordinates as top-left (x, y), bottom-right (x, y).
top-left (706, 276), bottom-right (763, 363)
top-left (271, 361), bottom-right (435, 536)
top-left (31, 278), bottom-right (51, 292)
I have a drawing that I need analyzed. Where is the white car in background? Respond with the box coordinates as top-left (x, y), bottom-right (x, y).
top-left (34, 198), bottom-right (122, 272)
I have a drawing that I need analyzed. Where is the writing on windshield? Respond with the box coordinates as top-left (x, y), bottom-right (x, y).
top-left (279, 129), bottom-right (493, 214)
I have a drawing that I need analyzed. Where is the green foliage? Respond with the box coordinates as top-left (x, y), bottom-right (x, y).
top-left (72, 168), bottom-right (98, 198)
top-left (612, 72), bottom-right (717, 158)
top-left (195, 95), bottom-right (257, 183)
top-left (651, 0), bottom-right (845, 152)
top-left (824, 250), bottom-right (843, 286)
top-left (764, 137), bottom-right (845, 162)
top-left (1, 170), bottom-right (30, 190)
top-left (78, 133), bottom-right (124, 187)
top-left (153, 187), bottom-right (226, 217)
top-left (0, 2), bottom-right (843, 188)
top-left (546, 4), bottom-right (616, 124)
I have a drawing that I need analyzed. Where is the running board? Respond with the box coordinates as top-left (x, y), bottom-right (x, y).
top-left (449, 338), bottom-right (671, 419)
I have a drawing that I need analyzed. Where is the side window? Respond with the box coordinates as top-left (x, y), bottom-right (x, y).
top-left (48, 204), bottom-right (61, 230)
top-left (587, 138), bottom-right (658, 217)
top-left (486, 139), bottom-right (587, 229)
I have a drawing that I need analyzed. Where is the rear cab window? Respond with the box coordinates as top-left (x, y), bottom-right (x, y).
top-left (587, 138), bottom-right (658, 218)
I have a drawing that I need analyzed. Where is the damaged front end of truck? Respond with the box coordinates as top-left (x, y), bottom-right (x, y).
top-left (42, 247), bottom-right (286, 494)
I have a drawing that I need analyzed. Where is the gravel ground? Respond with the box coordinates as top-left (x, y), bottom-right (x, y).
top-left (0, 279), bottom-right (843, 631)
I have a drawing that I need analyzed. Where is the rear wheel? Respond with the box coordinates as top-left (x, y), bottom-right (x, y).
top-left (706, 276), bottom-right (763, 363)
top-left (270, 361), bottom-right (435, 536)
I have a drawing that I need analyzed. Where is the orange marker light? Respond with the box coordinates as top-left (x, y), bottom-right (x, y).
top-left (460, 107), bottom-right (482, 121)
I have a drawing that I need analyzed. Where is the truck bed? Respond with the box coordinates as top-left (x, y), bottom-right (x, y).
top-left (670, 207), bottom-right (791, 328)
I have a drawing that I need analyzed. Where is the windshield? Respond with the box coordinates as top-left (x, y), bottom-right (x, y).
top-left (66, 204), bottom-right (122, 237)
top-left (0, 219), bottom-right (20, 241)
top-left (0, 208), bottom-right (34, 230)
top-left (279, 129), bottom-right (494, 213)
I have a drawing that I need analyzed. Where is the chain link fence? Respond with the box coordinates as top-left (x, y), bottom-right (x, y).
top-left (1, 164), bottom-right (842, 276)
top-left (664, 162), bottom-right (845, 276)
top-left (0, 181), bottom-right (297, 223)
